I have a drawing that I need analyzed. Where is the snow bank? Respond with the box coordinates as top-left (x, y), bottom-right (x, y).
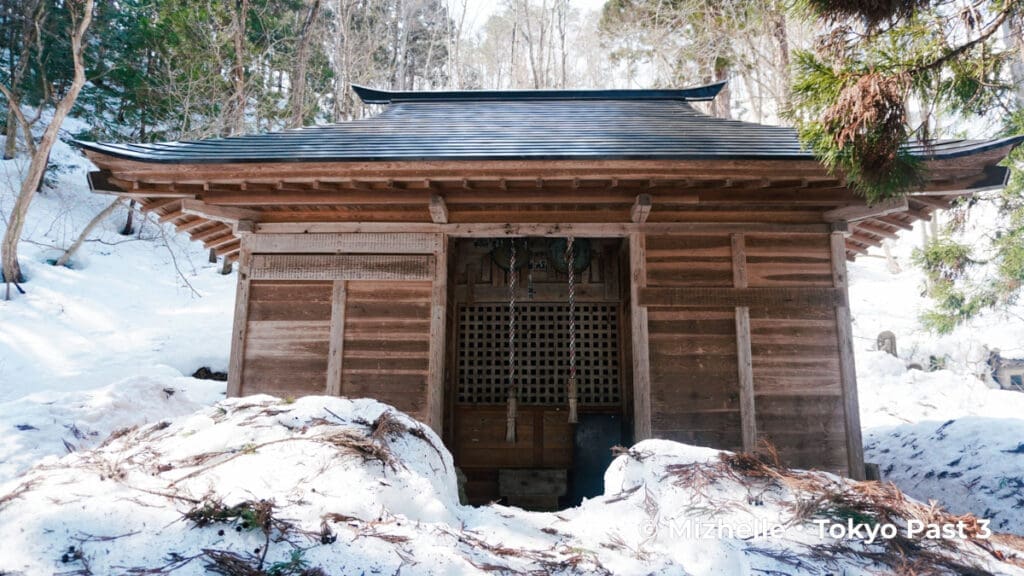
top-left (0, 373), bottom-right (223, 483)
top-left (2, 396), bottom-right (1021, 575)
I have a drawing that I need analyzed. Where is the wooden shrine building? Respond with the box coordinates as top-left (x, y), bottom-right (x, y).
top-left (77, 83), bottom-right (1021, 506)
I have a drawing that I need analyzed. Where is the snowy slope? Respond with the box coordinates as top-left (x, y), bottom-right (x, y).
top-left (0, 127), bottom-right (235, 482)
top-left (2, 396), bottom-right (1020, 575)
top-left (848, 218), bottom-right (1024, 536)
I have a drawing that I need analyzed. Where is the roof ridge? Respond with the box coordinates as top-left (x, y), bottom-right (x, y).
top-left (352, 82), bottom-right (727, 105)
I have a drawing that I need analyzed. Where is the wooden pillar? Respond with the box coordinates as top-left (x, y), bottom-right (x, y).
top-left (426, 234), bottom-right (449, 435)
top-left (629, 232), bottom-right (652, 441)
top-left (326, 280), bottom-right (347, 396)
top-left (731, 234), bottom-right (757, 452)
top-left (226, 234), bottom-right (253, 397)
top-left (831, 231), bottom-right (866, 480)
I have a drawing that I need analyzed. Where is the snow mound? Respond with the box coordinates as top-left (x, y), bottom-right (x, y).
top-left (2, 396), bottom-right (1022, 575)
top-left (0, 374), bottom-right (224, 483)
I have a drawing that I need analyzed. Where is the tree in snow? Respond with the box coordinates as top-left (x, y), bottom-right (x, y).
top-left (0, 0), bottom-right (94, 295)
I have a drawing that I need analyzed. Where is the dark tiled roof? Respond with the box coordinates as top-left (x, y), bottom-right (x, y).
top-left (74, 85), bottom-right (1022, 164)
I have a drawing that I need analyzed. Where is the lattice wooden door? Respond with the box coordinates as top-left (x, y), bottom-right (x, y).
top-left (456, 302), bottom-right (621, 407)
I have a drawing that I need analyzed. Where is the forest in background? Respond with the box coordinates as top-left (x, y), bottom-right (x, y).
top-left (1, 0), bottom-right (1024, 330)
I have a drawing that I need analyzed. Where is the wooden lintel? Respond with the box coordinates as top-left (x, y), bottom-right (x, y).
top-left (181, 199), bottom-right (262, 224)
top-left (252, 221), bottom-right (834, 236)
top-left (429, 193), bottom-right (449, 224)
top-left (630, 193), bottom-right (652, 224)
top-left (823, 197), bottom-right (909, 222)
top-left (638, 286), bottom-right (847, 308)
top-left (235, 219), bottom-right (256, 234)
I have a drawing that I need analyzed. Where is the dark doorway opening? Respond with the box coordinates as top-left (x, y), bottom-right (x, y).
top-left (444, 237), bottom-right (633, 510)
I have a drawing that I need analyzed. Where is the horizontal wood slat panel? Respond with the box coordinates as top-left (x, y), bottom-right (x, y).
top-left (250, 232), bottom-right (440, 254)
top-left (639, 286), bottom-right (846, 308)
top-left (250, 254), bottom-right (435, 281)
top-left (241, 279), bottom-right (332, 398)
top-left (341, 280), bottom-right (432, 421)
top-left (454, 407), bottom-right (573, 469)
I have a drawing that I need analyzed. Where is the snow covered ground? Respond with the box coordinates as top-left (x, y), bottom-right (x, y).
top-left (846, 212), bottom-right (1024, 535)
top-left (2, 395), bottom-right (1020, 575)
top-left (1, 129), bottom-right (1023, 571)
top-left (0, 130), bottom-right (235, 483)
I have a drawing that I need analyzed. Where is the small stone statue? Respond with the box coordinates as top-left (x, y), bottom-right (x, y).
top-left (877, 331), bottom-right (897, 357)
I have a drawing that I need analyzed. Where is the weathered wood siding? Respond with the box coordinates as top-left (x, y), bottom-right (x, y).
top-left (233, 233), bottom-right (442, 429)
top-left (341, 281), bottom-right (433, 421)
top-left (745, 234), bottom-right (848, 474)
top-left (645, 234), bottom-right (743, 451)
top-left (644, 232), bottom-right (852, 475)
top-left (240, 280), bottom-right (333, 398)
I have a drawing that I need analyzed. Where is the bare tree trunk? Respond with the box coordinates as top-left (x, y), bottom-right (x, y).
top-left (55, 198), bottom-right (124, 268)
top-left (770, 0), bottom-right (791, 112)
top-left (120, 199), bottom-right (136, 235)
top-left (3, 110), bottom-right (16, 160)
top-left (713, 56), bottom-right (731, 119)
top-left (1003, 15), bottom-right (1024, 108)
top-left (287, 0), bottom-right (322, 129)
top-left (2, 0), bottom-right (93, 293)
top-left (229, 0), bottom-right (248, 136)
top-left (2, 0), bottom-right (45, 160)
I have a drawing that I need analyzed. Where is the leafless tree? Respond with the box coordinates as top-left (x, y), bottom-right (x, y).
top-left (1, 0), bottom-right (94, 297)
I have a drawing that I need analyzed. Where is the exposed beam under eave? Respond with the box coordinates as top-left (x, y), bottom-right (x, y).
top-left (854, 221), bottom-right (899, 239)
top-left (181, 199), bottom-right (262, 224)
top-left (909, 195), bottom-right (952, 210)
top-left (824, 197), bottom-right (909, 223)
